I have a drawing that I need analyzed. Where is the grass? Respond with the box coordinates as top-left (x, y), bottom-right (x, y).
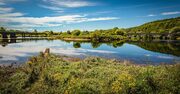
top-left (0, 53), bottom-right (180, 94)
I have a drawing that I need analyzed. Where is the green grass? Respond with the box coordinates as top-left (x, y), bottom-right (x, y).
top-left (0, 54), bottom-right (180, 94)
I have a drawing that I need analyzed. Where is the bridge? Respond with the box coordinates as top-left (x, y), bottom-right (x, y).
top-left (0, 32), bottom-right (48, 39)
top-left (126, 32), bottom-right (180, 39)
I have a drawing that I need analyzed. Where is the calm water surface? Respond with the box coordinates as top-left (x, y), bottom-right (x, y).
top-left (0, 39), bottom-right (179, 65)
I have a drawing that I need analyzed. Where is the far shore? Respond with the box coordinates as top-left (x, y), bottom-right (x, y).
top-left (62, 38), bottom-right (91, 41)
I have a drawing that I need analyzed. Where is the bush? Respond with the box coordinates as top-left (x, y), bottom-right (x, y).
top-left (170, 27), bottom-right (180, 33)
top-left (0, 54), bottom-right (179, 94)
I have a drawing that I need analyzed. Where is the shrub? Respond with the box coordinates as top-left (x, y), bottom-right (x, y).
top-left (0, 54), bottom-right (179, 94)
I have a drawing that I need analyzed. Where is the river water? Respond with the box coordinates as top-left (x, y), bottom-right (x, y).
top-left (0, 39), bottom-right (179, 65)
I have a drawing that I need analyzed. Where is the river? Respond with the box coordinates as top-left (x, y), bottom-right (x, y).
top-left (0, 39), bottom-right (179, 65)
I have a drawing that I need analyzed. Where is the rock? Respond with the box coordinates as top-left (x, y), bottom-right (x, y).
top-left (44, 48), bottom-right (50, 57)
top-left (44, 48), bottom-right (50, 54)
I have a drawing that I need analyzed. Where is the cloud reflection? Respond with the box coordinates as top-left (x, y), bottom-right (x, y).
top-left (0, 40), bottom-right (116, 64)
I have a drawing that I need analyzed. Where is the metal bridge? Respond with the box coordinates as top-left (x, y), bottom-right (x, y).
top-left (0, 32), bottom-right (48, 38)
top-left (126, 32), bottom-right (180, 39)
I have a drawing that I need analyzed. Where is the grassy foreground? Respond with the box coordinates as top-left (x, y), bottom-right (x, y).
top-left (0, 53), bottom-right (180, 94)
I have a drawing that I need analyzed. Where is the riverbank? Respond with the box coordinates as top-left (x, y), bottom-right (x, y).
top-left (0, 51), bottom-right (179, 94)
top-left (62, 37), bottom-right (91, 41)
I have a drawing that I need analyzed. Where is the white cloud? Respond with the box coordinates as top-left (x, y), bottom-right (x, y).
top-left (0, 7), bottom-right (24, 18)
top-left (0, 12), bottom-right (24, 17)
top-left (161, 11), bottom-right (180, 15)
top-left (0, 2), bottom-right (5, 5)
top-left (39, 4), bottom-right (64, 13)
top-left (0, 1), bottom-right (25, 18)
top-left (0, 0), bottom-right (26, 6)
top-left (0, 15), bottom-right (119, 29)
top-left (0, 7), bottom-right (13, 13)
top-left (39, 5), bottom-right (64, 11)
top-left (86, 17), bottom-right (119, 21)
top-left (147, 14), bottom-right (156, 17)
top-left (0, 15), bottom-right (85, 24)
top-left (9, 23), bottom-right (62, 28)
top-left (42, 0), bottom-right (97, 8)
top-left (0, 0), bottom-right (26, 3)
top-left (40, 0), bottom-right (98, 15)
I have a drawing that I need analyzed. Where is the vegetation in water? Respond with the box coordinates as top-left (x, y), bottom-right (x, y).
top-left (0, 53), bottom-right (180, 94)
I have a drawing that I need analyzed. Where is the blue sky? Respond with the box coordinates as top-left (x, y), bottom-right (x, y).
top-left (0, 0), bottom-right (180, 32)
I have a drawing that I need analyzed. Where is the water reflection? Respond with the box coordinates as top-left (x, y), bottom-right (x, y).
top-left (71, 41), bottom-right (125, 49)
top-left (64, 40), bottom-right (180, 56)
top-left (0, 38), bottom-right (51, 47)
top-left (0, 39), bottom-right (179, 65)
top-left (73, 42), bottom-right (81, 48)
top-left (129, 41), bottom-right (180, 56)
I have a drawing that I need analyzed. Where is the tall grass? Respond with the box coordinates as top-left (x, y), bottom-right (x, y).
top-left (0, 54), bottom-right (179, 94)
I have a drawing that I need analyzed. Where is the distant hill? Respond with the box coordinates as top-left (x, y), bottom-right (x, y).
top-left (127, 17), bottom-right (180, 33)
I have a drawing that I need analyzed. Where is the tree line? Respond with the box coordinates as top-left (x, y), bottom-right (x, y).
top-left (1, 17), bottom-right (180, 40)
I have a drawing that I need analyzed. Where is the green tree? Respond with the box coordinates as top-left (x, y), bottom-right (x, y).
top-left (115, 29), bottom-right (125, 35)
top-left (50, 31), bottom-right (53, 35)
top-left (0, 27), bottom-right (6, 32)
top-left (34, 29), bottom-right (38, 33)
top-left (91, 33), bottom-right (100, 41)
top-left (67, 30), bottom-right (71, 34)
top-left (72, 30), bottom-right (81, 36)
top-left (113, 27), bottom-right (119, 31)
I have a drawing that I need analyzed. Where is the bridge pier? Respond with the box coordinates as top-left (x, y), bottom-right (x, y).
top-left (2, 32), bottom-right (8, 38)
top-left (10, 39), bottom-right (16, 43)
top-left (10, 33), bottom-right (16, 38)
top-left (22, 33), bottom-right (25, 38)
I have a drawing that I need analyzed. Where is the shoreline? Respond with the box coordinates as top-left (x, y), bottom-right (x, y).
top-left (0, 51), bottom-right (179, 94)
top-left (0, 50), bottom-right (177, 67)
top-left (62, 38), bottom-right (91, 41)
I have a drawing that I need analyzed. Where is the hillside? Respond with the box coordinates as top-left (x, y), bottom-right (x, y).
top-left (127, 17), bottom-right (180, 33)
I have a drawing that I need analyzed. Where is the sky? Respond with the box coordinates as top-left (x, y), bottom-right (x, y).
top-left (0, 0), bottom-right (180, 32)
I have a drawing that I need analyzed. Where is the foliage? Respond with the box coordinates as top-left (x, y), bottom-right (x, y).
top-left (1, 17), bottom-right (180, 40)
top-left (0, 27), bottom-right (6, 32)
top-left (73, 42), bottom-right (81, 48)
top-left (170, 26), bottom-right (180, 33)
top-left (58, 17), bottom-right (180, 41)
top-left (71, 30), bottom-right (81, 36)
top-left (128, 17), bottom-right (180, 33)
top-left (0, 54), bottom-right (180, 94)
top-left (34, 29), bottom-right (38, 33)
top-left (130, 41), bottom-right (180, 56)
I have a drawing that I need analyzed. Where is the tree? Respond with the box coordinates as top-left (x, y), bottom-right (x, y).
top-left (81, 31), bottom-right (89, 35)
top-left (34, 29), bottom-right (38, 33)
top-left (50, 31), bottom-right (53, 35)
top-left (67, 30), bottom-right (71, 34)
top-left (91, 33), bottom-right (101, 41)
top-left (0, 27), bottom-right (6, 32)
top-left (9, 29), bottom-right (16, 32)
top-left (113, 27), bottom-right (119, 31)
top-left (72, 30), bottom-right (81, 36)
top-left (115, 29), bottom-right (125, 35)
